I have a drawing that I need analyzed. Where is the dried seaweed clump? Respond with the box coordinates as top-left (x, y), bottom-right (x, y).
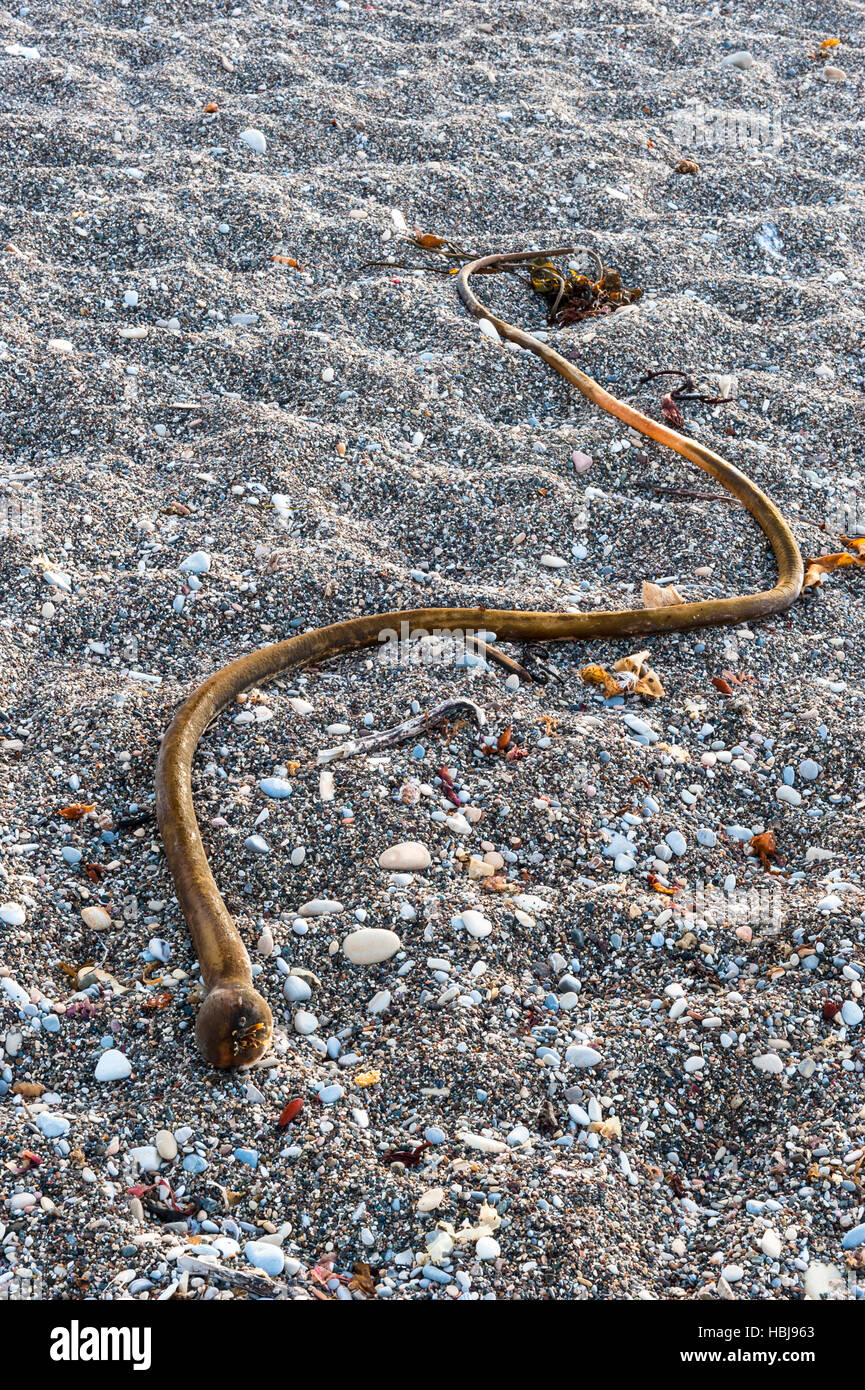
top-left (528, 251), bottom-right (642, 326)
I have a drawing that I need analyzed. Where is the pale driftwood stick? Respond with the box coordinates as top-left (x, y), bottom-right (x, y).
top-left (316, 697), bottom-right (487, 765)
top-left (176, 1254), bottom-right (295, 1299)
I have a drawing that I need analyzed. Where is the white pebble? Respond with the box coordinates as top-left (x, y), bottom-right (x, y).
top-left (378, 841), bottom-right (431, 872)
top-left (94, 1049), bottom-right (132, 1082)
top-left (754, 1052), bottom-right (784, 1074)
top-left (566, 1046), bottom-right (602, 1068)
top-left (298, 898), bottom-right (344, 917)
top-left (244, 1241), bottom-right (284, 1276)
top-left (342, 928), bottom-right (401, 964)
top-left (760, 1228), bottom-right (782, 1260)
top-left (81, 905), bottom-right (112, 931)
top-left (239, 128), bottom-right (267, 154)
top-left (283, 977), bottom-right (312, 1003)
top-left (460, 909), bottom-right (492, 939)
top-left (179, 550), bottom-right (211, 575)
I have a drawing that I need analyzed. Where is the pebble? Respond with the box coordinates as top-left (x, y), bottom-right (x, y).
top-left (417, 1187), bottom-right (445, 1213)
top-left (80, 905), bottom-right (112, 931)
top-left (0, 902), bottom-right (26, 926)
top-left (760, 1229), bottom-right (782, 1260)
top-left (94, 1049), bottom-right (132, 1082)
top-left (459, 1132), bottom-right (507, 1154)
top-left (318, 1084), bottom-right (344, 1105)
top-left (776, 785), bottom-right (802, 806)
top-left (459, 909), bottom-right (492, 939)
top-left (378, 842), bottom-right (431, 871)
top-left (259, 777), bottom-right (293, 798)
top-left (8, 1193), bottom-right (38, 1213)
top-left (1, 978), bottom-right (29, 1008)
top-left (283, 976), bottom-right (312, 1003)
top-left (623, 713), bottom-right (657, 742)
top-left (665, 830), bottom-right (687, 857)
top-left (239, 128), bottom-right (267, 154)
top-left (298, 898), bottom-right (344, 917)
top-left (476, 1236), bottom-right (501, 1260)
top-left (753, 1053), bottom-right (784, 1075)
top-left (244, 1241), bottom-right (284, 1276)
top-left (342, 928), bottom-right (401, 964)
top-left (841, 1224), bottom-right (865, 1250)
top-left (130, 1146), bottom-right (161, 1172)
top-left (37, 1113), bottom-right (70, 1138)
top-left (723, 50), bottom-right (754, 68)
top-left (566, 1046), bottom-right (602, 1068)
top-left (155, 1130), bottom-right (178, 1161)
top-left (179, 550), bottom-right (211, 574)
top-left (293, 1010), bottom-right (319, 1035)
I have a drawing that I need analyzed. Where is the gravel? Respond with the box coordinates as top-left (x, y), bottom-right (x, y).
top-left (1, 0), bottom-right (864, 1303)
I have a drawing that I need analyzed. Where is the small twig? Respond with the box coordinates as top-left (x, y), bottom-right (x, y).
top-left (469, 637), bottom-right (534, 682)
top-left (638, 369), bottom-right (691, 386)
top-left (357, 260), bottom-right (457, 275)
top-left (316, 698), bottom-right (486, 765)
top-left (637, 368), bottom-right (733, 406)
top-left (521, 647), bottom-right (566, 684)
top-left (636, 484), bottom-right (737, 504)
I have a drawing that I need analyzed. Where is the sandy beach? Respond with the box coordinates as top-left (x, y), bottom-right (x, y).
top-left (1, 0), bottom-right (864, 1302)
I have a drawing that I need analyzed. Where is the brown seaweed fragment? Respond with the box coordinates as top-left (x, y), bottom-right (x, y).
top-left (528, 255), bottom-right (642, 325)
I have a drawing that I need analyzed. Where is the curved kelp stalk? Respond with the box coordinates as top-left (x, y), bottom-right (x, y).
top-left (155, 248), bottom-right (803, 1068)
